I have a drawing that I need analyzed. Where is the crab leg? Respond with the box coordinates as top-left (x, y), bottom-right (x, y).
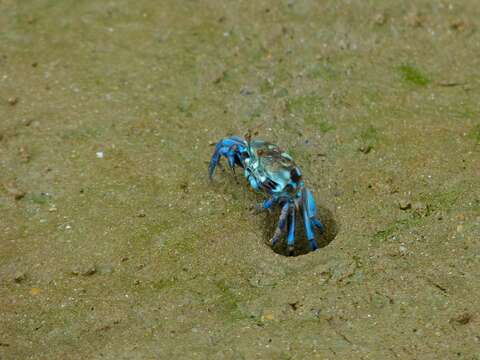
top-left (250, 196), bottom-right (277, 215)
top-left (226, 145), bottom-right (239, 176)
top-left (301, 188), bottom-right (319, 251)
top-left (306, 189), bottom-right (325, 233)
top-left (302, 188), bottom-right (318, 251)
top-left (287, 204), bottom-right (296, 252)
top-left (271, 202), bottom-right (290, 246)
top-left (262, 196), bottom-right (278, 210)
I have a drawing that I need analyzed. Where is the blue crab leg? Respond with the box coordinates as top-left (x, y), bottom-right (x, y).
top-left (271, 202), bottom-right (289, 246)
top-left (302, 212), bottom-right (317, 251)
top-left (301, 188), bottom-right (319, 251)
top-left (306, 189), bottom-right (325, 233)
top-left (262, 197), bottom-right (278, 210)
top-left (251, 196), bottom-right (277, 214)
top-left (227, 147), bottom-right (238, 173)
top-left (287, 205), bottom-right (296, 251)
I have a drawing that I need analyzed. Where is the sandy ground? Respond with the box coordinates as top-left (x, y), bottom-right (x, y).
top-left (1, 1), bottom-right (479, 359)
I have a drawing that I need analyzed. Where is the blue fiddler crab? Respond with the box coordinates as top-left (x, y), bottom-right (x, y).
top-left (208, 136), bottom-right (324, 253)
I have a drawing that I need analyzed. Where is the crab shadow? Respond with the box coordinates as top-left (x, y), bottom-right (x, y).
top-left (261, 204), bottom-right (338, 257)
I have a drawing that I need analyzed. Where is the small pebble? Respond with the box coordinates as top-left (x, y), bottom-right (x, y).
top-left (374, 13), bottom-right (387, 25)
top-left (4, 182), bottom-right (26, 200)
top-left (14, 272), bottom-right (27, 283)
top-left (358, 144), bottom-right (373, 154)
top-left (96, 151), bottom-right (104, 159)
top-left (451, 312), bottom-right (472, 325)
top-left (19, 146), bottom-right (30, 163)
top-left (435, 211), bottom-right (444, 221)
top-left (398, 199), bottom-right (411, 210)
top-left (7, 97), bottom-right (18, 106)
top-left (179, 181), bottom-right (189, 192)
top-left (288, 302), bottom-right (299, 311)
top-left (240, 88), bottom-right (254, 96)
top-left (451, 20), bottom-right (466, 32)
top-left (82, 266), bottom-right (97, 276)
top-left (71, 264), bottom-right (97, 276)
top-left (261, 313), bottom-right (275, 321)
top-left (406, 12), bottom-right (424, 27)
top-left (30, 287), bottom-right (42, 295)
top-left (21, 118), bottom-right (33, 126)
top-left (412, 201), bottom-right (429, 216)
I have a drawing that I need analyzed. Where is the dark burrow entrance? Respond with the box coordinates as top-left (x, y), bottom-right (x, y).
top-left (261, 204), bottom-right (338, 257)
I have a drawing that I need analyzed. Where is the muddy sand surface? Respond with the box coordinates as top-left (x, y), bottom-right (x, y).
top-left (1, 1), bottom-right (479, 359)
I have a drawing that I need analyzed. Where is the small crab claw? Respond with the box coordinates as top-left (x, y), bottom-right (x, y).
top-left (301, 187), bottom-right (324, 251)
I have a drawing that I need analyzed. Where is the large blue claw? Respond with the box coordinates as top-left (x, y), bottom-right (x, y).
top-left (208, 137), bottom-right (248, 179)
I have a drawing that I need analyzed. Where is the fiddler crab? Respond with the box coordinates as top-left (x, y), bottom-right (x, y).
top-left (209, 136), bottom-right (324, 253)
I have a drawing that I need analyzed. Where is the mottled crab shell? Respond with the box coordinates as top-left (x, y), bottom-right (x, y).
top-left (245, 140), bottom-right (301, 194)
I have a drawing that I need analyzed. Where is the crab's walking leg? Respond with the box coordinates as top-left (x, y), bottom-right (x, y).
top-left (287, 205), bottom-right (296, 253)
top-left (306, 189), bottom-right (325, 233)
top-left (263, 197), bottom-right (278, 210)
top-left (301, 188), bottom-right (315, 249)
top-left (251, 196), bottom-right (277, 214)
top-left (302, 188), bottom-right (324, 251)
top-left (271, 202), bottom-right (289, 246)
top-left (226, 145), bottom-right (240, 179)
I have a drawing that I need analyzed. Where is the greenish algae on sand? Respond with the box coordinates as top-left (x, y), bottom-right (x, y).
top-left (1, 1), bottom-right (480, 359)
